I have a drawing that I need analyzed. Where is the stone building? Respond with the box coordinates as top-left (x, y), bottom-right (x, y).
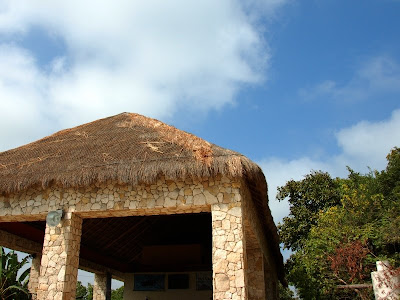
top-left (0, 113), bottom-right (284, 300)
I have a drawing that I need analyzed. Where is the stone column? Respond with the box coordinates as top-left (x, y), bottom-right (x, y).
top-left (263, 260), bottom-right (278, 300)
top-left (93, 273), bottom-right (112, 300)
top-left (37, 213), bottom-right (82, 300)
top-left (372, 261), bottom-right (400, 299)
top-left (246, 249), bottom-right (266, 300)
top-left (211, 203), bottom-right (247, 300)
top-left (28, 254), bottom-right (41, 299)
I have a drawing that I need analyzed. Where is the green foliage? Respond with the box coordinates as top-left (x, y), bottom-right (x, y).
top-left (278, 282), bottom-right (296, 300)
top-left (76, 281), bottom-right (90, 300)
top-left (75, 282), bottom-right (123, 300)
top-left (76, 281), bottom-right (86, 299)
top-left (277, 171), bottom-right (341, 251)
top-left (76, 282), bottom-right (93, 300)
top-left (111, 286), bottom-right (124, 300)
top-left (0, 247), bottom-right (31, 300)
top-left (278, 148), bottom-right (400, 299)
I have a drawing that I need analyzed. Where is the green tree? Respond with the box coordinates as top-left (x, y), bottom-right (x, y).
top-left (0, 247), bottom-right (31, 300)
top-left (277, 171), bottom-right (341, 251)
top-left (278, 148), bottom-right (400, 299)
top-left (76, 281), bottom-right (88, 299)
top-left (76, 282), bottom-right (93, 300)
top-left (279, 282), bottom-right (296, 300)
top-left (111, 286), bottom-right (124, 300)
top-left (87, 283), bottom-right (93, 300)
top-left (75, 282), bottom-right (123, 300)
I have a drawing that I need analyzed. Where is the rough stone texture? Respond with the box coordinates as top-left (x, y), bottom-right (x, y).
top-left (212, 202), bottom-right (247, 300)
top-left (263, 260), bottom-right (278, 300)
top-left (242, 217), bottom-right (268, 300)
top-left (0, 176), bottom-right (240, 222)
top-left (36, 213), bottom-right (82, 300)
top-left (241, 184), bottom-right (279, 299)
top-left (93, 273), bottom-right (107, 300)
top-left (28, 255), bottom-right (41, 300)
top-left (0, 175), bottom-right (278, 300)
top-left (246, 249), bottom-right (266, 300)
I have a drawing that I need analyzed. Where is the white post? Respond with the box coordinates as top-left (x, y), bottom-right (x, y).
top-left (371, 261), bottom-right (400, 300)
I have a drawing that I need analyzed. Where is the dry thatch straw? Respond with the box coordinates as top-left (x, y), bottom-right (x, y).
top-left (0, 112), bottom-right (284, 282)
top-left (0, 113), bottom-right (263, 193)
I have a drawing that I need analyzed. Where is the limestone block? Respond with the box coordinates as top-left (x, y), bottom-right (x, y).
top-left (215, 274), bottom-right (230, 292)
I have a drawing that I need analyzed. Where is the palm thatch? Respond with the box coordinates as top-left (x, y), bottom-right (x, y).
top-left (0, 113), bottom-right (263, 193)
top-left (0, 112), bottom-right (284, 282)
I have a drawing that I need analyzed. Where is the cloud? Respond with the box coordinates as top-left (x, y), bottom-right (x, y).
top-left (259, 109), bottom-right (400, 223)
top-left (0, 0), bottom-right (286, 150)
top-left (335, 109), bottom-right (400, 169)
top-left (0, 44), bottom-right (52, 150)
top-left (260, 157), bottom-right (330, 223)
top-left (0, 0), bottom-right (288, 150)
top-left (299, 56), bottom-right (400, 102)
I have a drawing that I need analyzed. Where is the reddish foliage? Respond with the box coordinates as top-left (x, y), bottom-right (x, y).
top-left (330, 240), bottom-right (370, 282)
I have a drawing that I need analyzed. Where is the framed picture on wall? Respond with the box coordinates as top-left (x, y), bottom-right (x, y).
top-left (134, 274), bottom-right (165, 291)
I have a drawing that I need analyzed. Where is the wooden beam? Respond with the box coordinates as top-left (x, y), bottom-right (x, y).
top-left (337, 284), bottom-right (373, 289)
top-left (0, 229), bottom-right (42, 254)
top-left (106, 272), bottom-right (112, 300)
top-left (102, 217), bottom-right (148, 251)
top-left (0, 229), bottom-right (125, 280)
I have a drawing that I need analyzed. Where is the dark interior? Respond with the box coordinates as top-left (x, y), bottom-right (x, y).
top-left (0, 213), bottom-right (212, 273)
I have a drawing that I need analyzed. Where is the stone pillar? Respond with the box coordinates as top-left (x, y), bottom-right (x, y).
top-left (37, 213), bottom-right (82, 300)
top-left (263, 260), bottom-right (278, 300)
top-left (28, 254), bottom-right (41, 299)
top-left (93, 273), bottom-right (112, 300)
top-left (211, 203), bottom-right (247, 300)
top-left (246, 249), bottom-right (266, 300)
top-left (372, 261), bottom-right (400, 299)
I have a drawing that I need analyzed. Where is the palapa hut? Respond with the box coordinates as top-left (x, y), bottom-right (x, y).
top-left (0, 112), bottom-right (284, 300)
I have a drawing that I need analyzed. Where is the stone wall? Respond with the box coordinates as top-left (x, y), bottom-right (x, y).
top-left (241, 184), bottom-right (279, 299)
top-left (0, 175), bottom-right (241, 222)
top-left (28, 255), bottom-right (41, 299)
top-left (211, 202), bottom-right (247, 300)
top-left (0, 175), bottom-right (278, 300)
top-left (93, 273), bottom-right (108, 300)
top-left (37, 213), bottom-right (82, 300)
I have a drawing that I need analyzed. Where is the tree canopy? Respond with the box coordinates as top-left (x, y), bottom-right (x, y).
top-left (278, 147), bottom-right (400, 299)
top-left (75, 282), bottom-right (124, 300)
top-left (0, 247), bottom-right (31, 300)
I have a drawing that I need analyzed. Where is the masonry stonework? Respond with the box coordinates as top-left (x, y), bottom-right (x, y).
top-left (211, 202), bottom-right (247, 300)
top-left (93, 273), bottom-right (108, 300)
top-left (246, 249), bottom-right (266, 300)
top-left (0, 175), bottom-right (275, 300)
top-left (0, 175), bottom-right (240, 222)
top-left (0, 113), bottom-right (284, 300)
top-left (28, 254), bottom-right (41, 299)
top-left (36, 213), bottom-right (82, 300)
top-left (242, 184), bottom-right (280, 299)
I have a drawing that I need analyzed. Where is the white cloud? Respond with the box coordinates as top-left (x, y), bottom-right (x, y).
top-left (261, 157), bottom-right (330, 223)
top-left (0, 44), bottom-right (52, 150)
top-left (335, 109), bottom-right (400, 169)
top-left (0, 0), bottom-right (287, 150)
top-left (260, 109), bottom-right (400, 223)
top-left (299, 56), bottom-right (400, 102)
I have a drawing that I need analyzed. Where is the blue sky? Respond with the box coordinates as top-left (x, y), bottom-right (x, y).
top-left (1, 0), bottom-right (400, 220)
top-left (1, 0), bottom-right (400, 284)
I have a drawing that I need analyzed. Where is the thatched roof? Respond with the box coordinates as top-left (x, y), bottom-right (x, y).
top-left (0, 113), bottom-right (262, 193)
top-left (0, 112), bottom-right (284, 282)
